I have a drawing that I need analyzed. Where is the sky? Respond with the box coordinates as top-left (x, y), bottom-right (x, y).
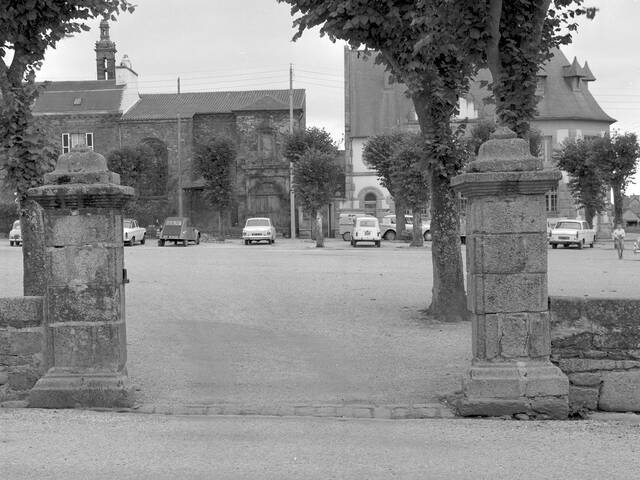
top-left (36, 0), bottom-right (640, 193)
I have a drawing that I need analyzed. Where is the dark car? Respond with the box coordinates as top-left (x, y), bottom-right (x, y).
top-left (157, 217), bottom-right (200, 246)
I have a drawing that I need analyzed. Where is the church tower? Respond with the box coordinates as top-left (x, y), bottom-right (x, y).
top-left (95, 19), bottom-right (117, 80)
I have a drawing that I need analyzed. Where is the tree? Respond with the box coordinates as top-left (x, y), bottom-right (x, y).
top-left (293, 147), bottom-right (343, 248)
top-left (0, 0), bottom-right (134, 295)
top-left (554, 138), bottom-right (606, 228)
top-left (278, 0), bottom-right (593, 321)
top-left (591, 132), bottom-right (640, 225)
top-left (106, 143), bottom-right (168, 226)
top-left (484, 1), bottom-right (597, 136)
top-left (283, 127), bottom-right (339, 244)
top-left (389, 134), bottom-right (432, 247)
top-left (362, 132), bottom-right (408, 239)
top-left (194, 136), bottom-right (237, 240)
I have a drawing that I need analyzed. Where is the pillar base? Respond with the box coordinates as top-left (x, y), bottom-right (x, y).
top-left (28, 368), bottom-right (134, 408)
top-left (456, 361), bottom-right (569, 419)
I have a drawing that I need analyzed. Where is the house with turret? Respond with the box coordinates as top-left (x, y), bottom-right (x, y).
top-left (341, 47), bottom-right (615, 227)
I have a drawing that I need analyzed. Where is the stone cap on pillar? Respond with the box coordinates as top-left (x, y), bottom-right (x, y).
top-left (27, 146), bottom-right (134, 209)
top-left (44, 146), bottom-right (120, 185)
top-left (467, 127), bottom-right (542, 173)
top-left (452, 127), bottom-right (561, 198)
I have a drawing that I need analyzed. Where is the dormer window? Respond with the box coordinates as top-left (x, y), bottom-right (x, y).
top-left (73, 97), bottom-right (82, 105)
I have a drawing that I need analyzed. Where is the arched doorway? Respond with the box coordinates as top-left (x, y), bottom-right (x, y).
top-left (364, 192), bottom-right (377, 217)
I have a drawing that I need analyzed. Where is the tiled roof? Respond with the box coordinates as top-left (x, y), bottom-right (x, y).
top-left (33, 80), bottom-right (124, 114)
top-left (122, 89), bottom-right (305, 120)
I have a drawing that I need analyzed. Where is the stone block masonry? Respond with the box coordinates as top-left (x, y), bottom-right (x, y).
top-left (550, 296), bottom-right (640, 413)
top-left (452, 127), bottom-right (568, 419)
top-left (0, 297), bottom-right (45, 402)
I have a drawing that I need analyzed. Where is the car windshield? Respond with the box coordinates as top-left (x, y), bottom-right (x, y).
top-left (246, 219), bottom-right (270, 227)
top-left (123, 220), bottom-right (133, 228)
top-left (556, 221), bottom-right (581, 230)
top-left (359, 220), bottom-right (377, 227)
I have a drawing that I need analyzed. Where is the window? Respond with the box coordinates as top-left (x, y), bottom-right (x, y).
top-left (62, 132), bottom-right (94, 153)
top-left (535, 77), bottom-right (546, 96)
top-left (546, 187), bottom-right (558, 213)
top-left (363, 192), bottom-right (377, 216)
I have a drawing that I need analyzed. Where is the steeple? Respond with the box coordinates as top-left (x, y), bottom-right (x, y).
top-left (95, 19), bottom-right (117, 80)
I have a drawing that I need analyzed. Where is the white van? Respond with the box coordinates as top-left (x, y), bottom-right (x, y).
top-left (351, 216), bottom-right (381, 248)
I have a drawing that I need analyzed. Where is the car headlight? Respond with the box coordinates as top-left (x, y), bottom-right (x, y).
top-left (266, 230), bottom-right (271, 235)
top-left (243, 230), bottom-right (247, 236)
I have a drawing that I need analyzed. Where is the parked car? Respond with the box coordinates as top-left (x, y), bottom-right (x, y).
top-left (351, 216), bottom-right (381, 247)
top-left (9, 220), bottom-right (21, 247)
top-left (339, 213), bottom-right (370, 241)
top-left (380, 214), bottom-right (431, 241)
top-left (123, 218), bottom-right (146, 246)
top-left (549, 219), bottom-right (596, 249)
top-left (242, 217), bottom-right (276, 244)
top-left (546, 217), bottom-right (568, 239)
top-left (157, 217), bottom-right (200, 246)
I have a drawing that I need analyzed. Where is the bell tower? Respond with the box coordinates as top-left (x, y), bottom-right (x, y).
top-left (95, 19), bottom-right (117, 80)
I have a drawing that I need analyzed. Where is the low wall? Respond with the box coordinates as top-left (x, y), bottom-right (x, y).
top-left (550, 296), bottom-right (640, 413)
top-left (0, 297), bottom-right (45, 402)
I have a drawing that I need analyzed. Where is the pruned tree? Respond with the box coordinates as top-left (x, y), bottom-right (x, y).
top-left (0, 0), bottom-right (134, 295)
top-left (591, 132), bottom-right (640, 226)
top-left (283, 127), bottom-right (339, 242)
top-left (278, 0), bottom-right (593, 320)
top-left (389, 134), bottom-right (432, 247)
top-left (362, 132), bottom-right (408, 239)
top-left (293, 147), bottom-right (343, 248)
top-left (554, 138), bottom-right (606, 228)
top-left (194, 136), bottom-right (237, 240)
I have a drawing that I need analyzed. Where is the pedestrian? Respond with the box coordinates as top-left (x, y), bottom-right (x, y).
top-left (612, 222), bottom-right (625, 259)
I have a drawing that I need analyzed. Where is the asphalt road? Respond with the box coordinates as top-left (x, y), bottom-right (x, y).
top-left (2, 408), bottom-right (640, 480)
top-left (1, 238), bottom-right (639, 410)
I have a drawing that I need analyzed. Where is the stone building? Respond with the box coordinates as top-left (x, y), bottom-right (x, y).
top-left (29, 20), bottom-right (306, 235)
top-left (342, 47), bottom-right (615, 223)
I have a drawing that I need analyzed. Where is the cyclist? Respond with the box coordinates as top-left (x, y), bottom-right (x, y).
top-left (612, 222), bottom-right (626, 259)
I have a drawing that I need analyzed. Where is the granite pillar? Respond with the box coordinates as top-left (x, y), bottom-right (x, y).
top-left (27, 146), bottom-right (135, 408)
top-left (451, 128), bottom-right (569, 419)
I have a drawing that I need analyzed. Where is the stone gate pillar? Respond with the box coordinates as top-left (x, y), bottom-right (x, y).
top-left (27, 146), bottom-right (135, 408)
top-left (451, 128), bottom-right (569, 419)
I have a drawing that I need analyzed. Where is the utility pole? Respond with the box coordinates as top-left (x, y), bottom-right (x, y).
top-left (177, 77), bottom-right (183, 217)
top-left (289, 63), bottom-right (296, 238)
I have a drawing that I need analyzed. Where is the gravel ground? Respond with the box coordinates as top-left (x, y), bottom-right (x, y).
top-left (1, 238), bottom-right (639, 410)
top-left (2, 408), bottom-right (640, 480)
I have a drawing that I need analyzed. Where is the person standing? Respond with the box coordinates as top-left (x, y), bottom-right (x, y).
top-left (612, 222), bottom-right (626, 259)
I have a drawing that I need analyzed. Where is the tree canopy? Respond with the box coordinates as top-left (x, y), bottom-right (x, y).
top-left (554, 138), bottom-right (607, 228)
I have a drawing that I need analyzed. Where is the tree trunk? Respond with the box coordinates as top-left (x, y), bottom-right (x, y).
top-left (612, 182), bottom-right (624, 226)
top-left (394, 197), bottom-right (406, 239)
top-left (313, 210), bottom-right (324, 247)
top-left (21, 199), bottom-right (47, 296)
top-left (410, 208), bottom-right (424, 247)
top-left (584, 205), bottom-right (595, 229)
top-left (413, 93), bottom-right (468, 322)
top-left (427, 171), bottom-right (468, 321)
top-left (216, 210), bottom-right (224, 241)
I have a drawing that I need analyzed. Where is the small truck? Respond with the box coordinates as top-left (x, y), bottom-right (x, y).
top-left (549, 219), bottom-right (596, 249)
top-left (123, 218), bottom-right (146, 246)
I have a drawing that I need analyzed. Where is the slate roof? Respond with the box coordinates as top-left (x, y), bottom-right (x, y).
top-left (536, 49), bottom-right (615, 123)
top-left (346, 48), bottom-right (614, 138)
top-left (122, 89), bottom-right (305, 120)
top-left (33, 80), bottom-right (124, 115)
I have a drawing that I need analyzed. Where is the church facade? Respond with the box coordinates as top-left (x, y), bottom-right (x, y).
top-left (31, 21), bottom-right (306, 236)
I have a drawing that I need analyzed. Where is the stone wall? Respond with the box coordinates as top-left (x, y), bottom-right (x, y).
top-left (550, 296), bottom-right (640, 413)
top-left (0, 297), bottom-right (45, 402)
